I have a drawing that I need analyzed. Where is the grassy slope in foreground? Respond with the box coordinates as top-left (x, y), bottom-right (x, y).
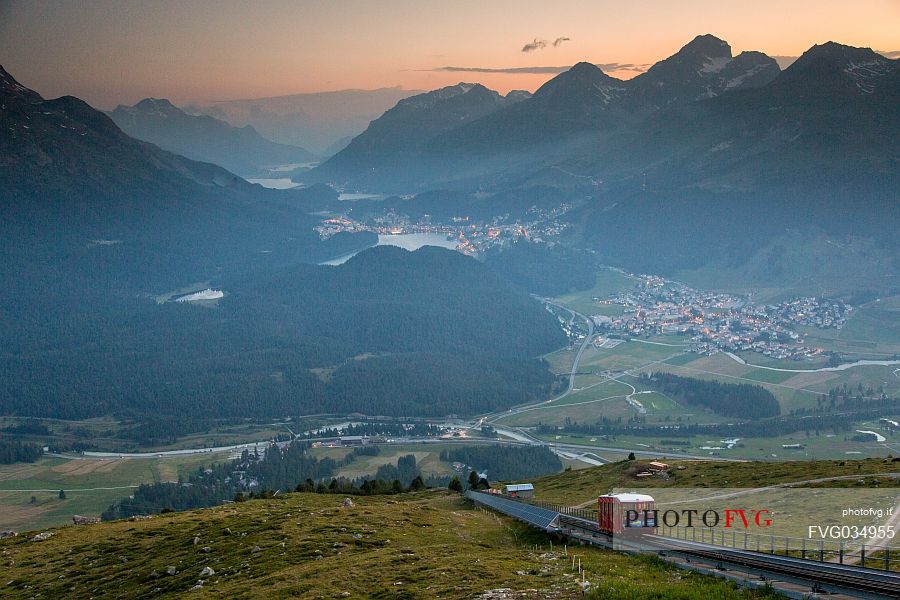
top-left (530, 458), bottom-right (900, 506)
top-left (0, 490), bottom-right (779, 600)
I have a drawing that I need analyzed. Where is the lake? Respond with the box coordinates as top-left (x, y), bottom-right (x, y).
top-left (246, 174), bottom-right (392, 200)
top-left (246, 177), bottom-right (301, 190)
top-left (320, 233), bottom-right (458, 266)
top-left (337, 192), bottom-right (385, 201)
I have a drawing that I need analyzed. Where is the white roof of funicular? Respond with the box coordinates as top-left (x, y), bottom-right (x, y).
top-left (604, 493), bottom-right (654, 503)
top-left (505, 483), bottom-right (534, 491)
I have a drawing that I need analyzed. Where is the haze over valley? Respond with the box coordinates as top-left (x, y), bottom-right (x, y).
top-left (0, 3), bottom-right (898, 597)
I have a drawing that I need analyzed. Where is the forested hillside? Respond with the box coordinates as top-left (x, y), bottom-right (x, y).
top-left (0, 246), bottom-right (565, 421)
top-left (0, 67), bottom-right (566, 426)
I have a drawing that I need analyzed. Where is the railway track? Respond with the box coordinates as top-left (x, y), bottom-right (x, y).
top-left (468, 491), bottom-right (900, 599)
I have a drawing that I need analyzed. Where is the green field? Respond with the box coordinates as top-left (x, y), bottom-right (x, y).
top-left (536, 427), bottom-right (897, 461)
top-left (500, 341), bottom-right (721, 427)
top-left (0, 416), bottom-right (290, 454)
top-left (543, 346), bottom-right (579, 375)
top-left (579, 339), bottom-right (681, 372)
top-left (0, 453), bottom-right (225, 532)
top-left (650, 352), bottom-right (899, 414)
top-left (310, 443), bottom-right (461, 481)
top-left (553, 268), bottom-right (636, 315)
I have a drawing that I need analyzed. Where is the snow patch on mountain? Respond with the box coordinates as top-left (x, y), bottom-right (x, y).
top-left (725, 62), bottom-right (772, 89)
top-left (844, 59), bottom-right (895, 93)
top-left (593, 83), bottom-right (627, 104)
top-left (699, 56), bottom-right (730, 75)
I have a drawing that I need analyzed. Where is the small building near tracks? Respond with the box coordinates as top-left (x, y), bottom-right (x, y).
top-left (505, 483), bottom-right (535, 499)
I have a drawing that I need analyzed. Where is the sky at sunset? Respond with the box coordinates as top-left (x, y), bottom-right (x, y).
top-left (1, 0), bottom-right (898, 109)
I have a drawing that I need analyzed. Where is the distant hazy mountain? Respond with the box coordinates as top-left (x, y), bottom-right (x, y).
top-left (0, 64), bottom-right (364, 294)
top-left (320, 135), bottom-right (354, 158)
top-left (188, 87), bottom-right (422, 155)
top-left (108, 98), bottom-right (316, 177)
top-left (313, 83), bottom-right (529, 183)
top-left (1, 67), bottom-right (247, 213)
top-left (308, 34), bottom-right (783, 190)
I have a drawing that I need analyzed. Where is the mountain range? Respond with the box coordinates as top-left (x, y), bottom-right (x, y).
top-left (305, 35), bottom-right (897, 199)
top-left (316, 83), bottom-right (530, 183)
top-left (0, 64), bottom-right (367, 295)
top-left (302, 35), bottom-right (898, 287)
top-left (109, 98), bottom-right (316, 177)
top-left (307, 35), bottom-right (785, 189)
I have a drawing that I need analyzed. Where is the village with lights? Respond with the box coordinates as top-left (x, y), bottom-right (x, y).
top-left (314, 203), bottom-right (573, 256)
top-left (592, 275), bottom-right (852, 361)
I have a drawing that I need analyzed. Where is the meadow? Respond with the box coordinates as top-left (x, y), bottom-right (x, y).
top-left (0, 453), bottom-right (222, 532)
top-left (0, 489), bottom-right (783, 599)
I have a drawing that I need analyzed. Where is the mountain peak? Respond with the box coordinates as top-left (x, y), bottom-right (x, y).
top-left (0, 64), bottom-right (14, 85)
top-left (0, 64), bottom-right (42, 101)
top-left (627, 34), bottom-right (771, 106)
top-left (503, 89), bottom-right (532, 104)
top-left (639, 34), bottom-right (735, 83)
top-left (570, 61), bottom-right (604, 74)
top-left (534, 61), bottom-right (619, 100)
top-left (397, 82), bottom-right (500, 109)
top-left (796, 41), bottom-right (884, 65)
top-left (131, 97), bottom-right (181, 113)
top-left (781, 41), bottom-right (897, 94)
top-left (680, 34), bottom-right (732, 59)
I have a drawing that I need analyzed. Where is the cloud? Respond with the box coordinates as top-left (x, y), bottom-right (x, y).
top-left (876, 49), bottom-right (900, 59)
top-left (552, 37), bottom-right (571, 47)
top-left (434, 65), bottom-right (569, 75)
top-left (521, 38), bottom-right (547, 52)
top-left (429, 63), bottom-right (649, 75)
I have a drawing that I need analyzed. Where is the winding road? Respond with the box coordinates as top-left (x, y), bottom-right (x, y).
top-left (484, 299), bottom-right (594, 425)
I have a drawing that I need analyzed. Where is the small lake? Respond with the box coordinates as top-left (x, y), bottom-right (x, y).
top-left (267, 162), bottom-right (318, 172)
top-left (338, 192), bottom-right (385, 201)
top-left (320, 233), bottom-right (457, 266)
top-left (246, 177), bottom-right (302, 190)
top-left (246, 175), bottom-right (390, 200)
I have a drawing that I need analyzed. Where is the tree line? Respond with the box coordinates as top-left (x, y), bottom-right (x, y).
top-left (312, 422), bottom-right (444, 439)
top-left (439, 445), bottom-right (562, 481)
top-left (640, 372), bottom-right (780, 418)
top-left (0, 440), bottom-right (43, 464)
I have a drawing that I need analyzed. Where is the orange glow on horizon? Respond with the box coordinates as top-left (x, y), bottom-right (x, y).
top-left (0, 0), bottom-right (896, 108)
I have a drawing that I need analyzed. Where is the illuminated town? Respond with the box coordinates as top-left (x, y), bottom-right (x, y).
top-left (593, 275), bottom-right (851, 361)
top-left (314, 203), bottom-right (573, 256)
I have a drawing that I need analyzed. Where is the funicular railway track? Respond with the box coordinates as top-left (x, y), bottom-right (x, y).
top-left (467, 491), bottom-right (900, 599)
